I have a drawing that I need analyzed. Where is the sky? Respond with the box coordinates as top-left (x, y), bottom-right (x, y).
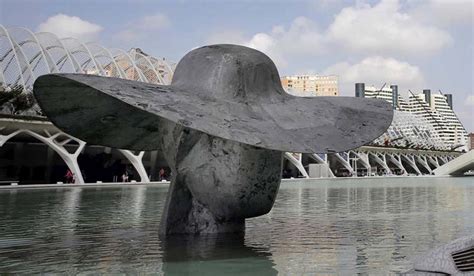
top-left (1, 0), bottom-right (473, 131)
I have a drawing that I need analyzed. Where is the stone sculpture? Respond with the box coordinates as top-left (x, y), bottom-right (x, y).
top-left (33, 44), bottom-right (393, 235)
top-left (405, 235), bottom-right (474, 275)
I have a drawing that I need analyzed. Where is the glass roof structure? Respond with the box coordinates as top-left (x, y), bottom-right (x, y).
top-left (0, 25), bottom-right (175, 92)
top-left (372, 110), bottom-right (449, 151)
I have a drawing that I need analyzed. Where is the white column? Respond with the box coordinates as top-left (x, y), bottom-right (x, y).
top-left (401, 154), bottom-right (422, 175)
top-left (119, 150), bottom-right (150, 182)
top-left (284, 152), bottom-right (309, 178)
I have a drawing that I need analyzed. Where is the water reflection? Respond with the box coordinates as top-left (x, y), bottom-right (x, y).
top-left (0, 177), bottom-right (473, 274)
top-left (161, 234), bottom-right (276, 275)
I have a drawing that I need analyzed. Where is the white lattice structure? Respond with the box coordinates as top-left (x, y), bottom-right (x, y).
top-left (372, 110), bottom-right (448, 151)
top-left (0, 25), bottom-right (175, 91)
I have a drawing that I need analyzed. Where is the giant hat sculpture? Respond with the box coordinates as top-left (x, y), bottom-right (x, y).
top-left (34, 44), bottom-right (393, 235)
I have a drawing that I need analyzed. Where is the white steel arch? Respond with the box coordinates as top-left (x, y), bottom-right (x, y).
top-left (0, 128), bottom-right (86, 183)
top-left (0, 25), bottom-right (27, 88)
top-left (10, 27), bottom-right (59, 74)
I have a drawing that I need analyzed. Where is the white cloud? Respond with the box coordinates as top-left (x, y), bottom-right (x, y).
top-left (207, 16), bottom-right (325, 68)
top-left (323, 56), bottom-right (425, 96)
top-left (115, 13), bottom-right (170, 42)
top-left (327, 0), bottom-right (453, 56)
top-left (408, 0), bottom-right (473, 27)
top-left (207, 0), bottom-right (453, 68)
top-left (37, 14), bottom-right (102, 42)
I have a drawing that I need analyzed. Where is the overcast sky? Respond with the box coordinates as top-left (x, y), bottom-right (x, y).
top-left (1, 0), bottom-right (473, 131)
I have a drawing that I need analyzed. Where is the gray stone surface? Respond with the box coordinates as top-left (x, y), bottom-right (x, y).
top-left (33, 44), bottom-right (394, 235)
top-left (405, 235), bottom-right (474, 275)
top-left (157, 119), bottom-right (281, 235)
top-left (34, 45), bottom-right (393, 154)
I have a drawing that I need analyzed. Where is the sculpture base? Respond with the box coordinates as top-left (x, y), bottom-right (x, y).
top-left (159, 128), bottom-right (282, 236)
top-left (160, 178), bottom-right (245, 235)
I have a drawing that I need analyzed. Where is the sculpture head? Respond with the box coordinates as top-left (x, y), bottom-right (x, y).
top-left (172, 44), bottom-right (284, 102)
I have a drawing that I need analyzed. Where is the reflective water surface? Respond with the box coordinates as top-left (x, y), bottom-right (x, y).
top-left (1, 177), bottom-right (473, 275)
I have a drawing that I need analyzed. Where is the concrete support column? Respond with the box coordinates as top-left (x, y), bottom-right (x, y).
top-left (308, 153), bottom-right (334, 177)
top-left (310, 153), bottom-right (325, 164)
top-left (351, 151), bottom-right (371, 175)
top-left (401, 154), bottom-right (422, 175)
top-left (427, 156), bottom-right (440, 168)
top-left (24, 130), bottom-right (86, 184)
top-left (333, 152), bottom-right (355, 175)
top-left (284, 152), bottom-right (309, 178)
top-left (119, 150), bottom-right (150, 182)
top-left (439, 156), bottom-right (448, 165)
top-left (388, 154), bottom-right (408, 176)
top-left (416, 155), bottom-right (432, 174)
top-left (369, 152), bottom-right (392, 174)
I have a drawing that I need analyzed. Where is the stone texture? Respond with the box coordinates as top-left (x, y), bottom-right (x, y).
top-left (404, 235), bottom-right (474, 275)
top-left (157, 119), bottom-right (282, 235)
top-left (33, 44), bottom-right (394, 235)
top-left (34, 45), bottom-right (393, 154)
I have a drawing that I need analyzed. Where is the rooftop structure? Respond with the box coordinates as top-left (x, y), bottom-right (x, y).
top-left (281, 75), bottom-right (339, 96)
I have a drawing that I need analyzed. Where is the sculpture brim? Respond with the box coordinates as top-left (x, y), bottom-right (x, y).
top-left (34, 73), bottom-right (393, 153)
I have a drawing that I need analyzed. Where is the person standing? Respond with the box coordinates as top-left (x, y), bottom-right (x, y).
top-left (65, 169), bottom-right (74, 184)
top-left (159, 168), bottom-right (165, 181)
top-left (121, 171), bottom-right (129, 182)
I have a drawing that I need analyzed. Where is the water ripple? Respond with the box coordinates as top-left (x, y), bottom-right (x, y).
top-left (0, 177), bottom-right (473, 274)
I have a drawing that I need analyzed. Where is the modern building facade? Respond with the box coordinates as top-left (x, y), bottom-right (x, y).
top-left (281, 75), bottom-right (339, 96)
top-left (355, 83), bottom-right (468, 151)
top-left (409, 90), bottom-right (467, 148)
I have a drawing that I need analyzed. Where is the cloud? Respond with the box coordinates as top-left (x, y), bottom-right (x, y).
top-left (326, 0), bottom-right (453, 56)
top-left (37, 14), bottom-right (103, 42)
top-left (207, 0), bottom-right (453, 68)
top-left (115, 13), bottom-right (170, 42)
top-left (207, 16), bottom-right (325, 68)
top-left (408, 0), bottom-right (473, 27)
top-left (323, 56), bottom-right (425, 96)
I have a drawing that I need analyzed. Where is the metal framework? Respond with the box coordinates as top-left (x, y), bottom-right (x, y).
top-left (0, 25), bottom-right (175, 92)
